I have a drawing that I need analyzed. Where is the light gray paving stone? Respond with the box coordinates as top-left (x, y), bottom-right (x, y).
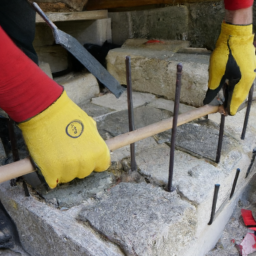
top-left (91, 91), bottom-right (156, 112)
top-left (78, 182), bottom-right (196, 256)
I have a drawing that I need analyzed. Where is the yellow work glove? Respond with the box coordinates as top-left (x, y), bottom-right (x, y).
top-left (18, 91), bottom-right (110, 189)
top-left (203, 22), bottom-right (256, 115)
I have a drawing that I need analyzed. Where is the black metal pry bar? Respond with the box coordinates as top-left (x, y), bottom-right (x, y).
top-left (32, 2), bottom-right (125, 98)
top-left (241, 84), bottom-right (254, 140)
top-left (208, 184), bottom-right (220, 225)
top-left (229, 168), bottom-right (240, 199)
top-left (216, 114), bottom-right (225, 163)
top-left (168, 63), bottom-right (182, 192)
top-left (125, 56), bottom-right (136, 171)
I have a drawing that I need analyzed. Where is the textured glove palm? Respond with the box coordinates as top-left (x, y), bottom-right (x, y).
top-left (203, 22), bottom-right (256, 115)
top-left (18, 91), bottom-right (110, 189)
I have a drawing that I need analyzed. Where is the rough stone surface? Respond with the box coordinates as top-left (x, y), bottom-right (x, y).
top-left (107, 48), bottom-right (209, 107)
top-left (0, 250), bottom-right (20, 256)
top-left (122, 39), bottom-right (190, 52)
top-left (109, 6), bottom-right (188, 46)
top-left (91, 91), bottom-right (156, 112)
top-left (54, 71), bottom-right (99, 105)
top-left (188, 2), bottom-right (224, 50)
top-left (37, 172), bottom-right (116, 208)
top-left (0, 182), bottom-right (124, 256)
top-left (34, 18), bottom-right (111, 47)
top-left (78, 182), bottom-right (196, 256)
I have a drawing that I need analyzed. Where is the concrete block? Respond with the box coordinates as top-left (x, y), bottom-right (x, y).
top-left (78, 182), bottom-right (196, 256)
top-left (34, 18), bottom-right (112, 47)
top-left (91, 91), bottom-right (156, 112)
top-left (54, 71), bottom-right (100, 105)
top-left (109, 6), bottom-right (189, 45)
top-left (36, 46), bottom-right (69, 73)
top-left (39, 61), bottom-right (53, 79)
top-left (107, 48), bottom-right (210, 107)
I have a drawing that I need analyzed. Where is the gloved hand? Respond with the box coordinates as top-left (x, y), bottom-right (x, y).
top-left (18, 91), bottom-right (110, 189)
top-left (0, 27), bottom-right (110, 189)
top-left (203, 22), bottom-right (256, 115)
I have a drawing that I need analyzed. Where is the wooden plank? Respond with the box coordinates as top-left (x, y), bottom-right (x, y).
top-left (85, 0), bottom-right (220, 10)
top-left (36, 10), bottom-right (108, 23)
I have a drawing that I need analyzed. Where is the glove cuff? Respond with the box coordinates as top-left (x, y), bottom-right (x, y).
top-left (221, 22), bottom-right (253, 37)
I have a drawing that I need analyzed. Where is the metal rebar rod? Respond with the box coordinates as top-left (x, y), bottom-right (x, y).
top-left (229, 168), bottom-right (240, 199)
top-left (216, 114), bottom-right (225, 163)
top-left (241, 84), bottom-right (254, 140)
top-left (208, 184), bottom-right (220, 225)
top-left (125, 56), bottom-right (136, 171)
top-left (168, 63), bottom-right (182, 192)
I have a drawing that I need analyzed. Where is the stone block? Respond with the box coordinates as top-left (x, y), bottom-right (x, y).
top-left (78, 182), bottom-right (196, 256)
top-left (0, 182), bottom-right (124, 256)
top-left (107, 48), bottom-right (210, 107)
top-left (37, 172), bottom-right (116, 208)
top-left (109, 6), bottom-right (189, 45)
top-left (122, 39), bottom-right (190, 52)
top-left (34, 18), bottom-right (112, 47)
top-left (54, 71), bottom-right (99, 105)
top-left (36, 46), bottom-right (69, 73)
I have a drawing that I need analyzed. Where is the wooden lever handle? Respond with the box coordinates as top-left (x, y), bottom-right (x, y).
top-left (0, 105), bottom-right (218, 184)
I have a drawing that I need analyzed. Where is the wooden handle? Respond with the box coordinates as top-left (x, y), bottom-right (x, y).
top-left (0, 105), bottom-right (218, 183)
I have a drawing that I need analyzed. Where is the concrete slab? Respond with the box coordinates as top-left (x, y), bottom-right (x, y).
top-left (91, 91), bottom-right (156, 112)
top-left (78, 182), bottom-right (196, 256)
top-left (107, 48), bottom-right (209, 107)
top-left (54, 71), bottom-right (100, 105)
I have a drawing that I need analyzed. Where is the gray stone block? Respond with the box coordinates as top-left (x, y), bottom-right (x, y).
top-left (78, 182), bottom-right (196, 256)
top-left (0, 182), bottom-right (124, 256)
top-left (107, 48), bottom-right (210, 107)
top-left (54, 71), bottom-right (100, 105)
top-left (109, 6), bottom-right (188, 45)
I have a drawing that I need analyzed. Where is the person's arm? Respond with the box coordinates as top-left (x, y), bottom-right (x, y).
top-left (203, 0), bottom-right (255, 115)
top-left (0, 27), bottom-right (110, 188)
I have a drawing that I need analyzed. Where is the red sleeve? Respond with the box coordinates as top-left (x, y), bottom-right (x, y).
top-left (224, 0), bottom-right (254, 10)
top-left (0, 26), bottom-right (63, 122)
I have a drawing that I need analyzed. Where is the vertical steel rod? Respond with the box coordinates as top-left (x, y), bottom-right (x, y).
top-left (8, 119), bottom-right (29, 196)
top-left (216, 114), bottom-right (225, 163)
top-left (168, 63), bottom-right (182, 192)
top-left (208, 184), bottom-right (220, 225)
top-left (229, 168), bottom-right (240, 199)
top-left (125, 56), bottom-right (136, 171)
top-left (241, 84), bottom-right (254, 140)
